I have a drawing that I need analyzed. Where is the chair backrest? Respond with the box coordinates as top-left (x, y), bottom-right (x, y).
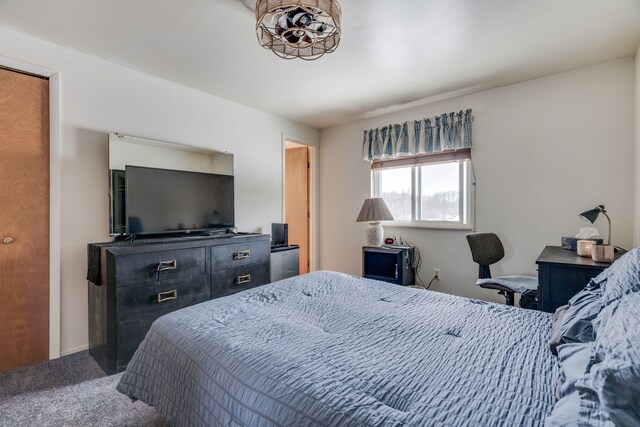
top-left (465, 233), bottom-right (505, 279)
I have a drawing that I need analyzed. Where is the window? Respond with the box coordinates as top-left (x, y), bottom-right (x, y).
top-left (372, 154), bottom-right (472, 228)
top-left (377, 167), bottom-right (412, 221)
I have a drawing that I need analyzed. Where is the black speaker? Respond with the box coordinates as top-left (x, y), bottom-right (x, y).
top-left (271, 223), bottom-right (288, 247)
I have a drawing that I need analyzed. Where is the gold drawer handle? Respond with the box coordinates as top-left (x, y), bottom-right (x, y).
top-left (235, 274), bottom-right (251, 285)
top-left (157, 260), bottom-right (177, 272)
top-left (157, 289), bottom-right (177, 303)
top-left (233, 250), bottom-right (251, 260)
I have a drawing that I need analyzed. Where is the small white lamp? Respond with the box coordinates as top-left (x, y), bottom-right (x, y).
top-left (356, 198), bottom-right (394, 246)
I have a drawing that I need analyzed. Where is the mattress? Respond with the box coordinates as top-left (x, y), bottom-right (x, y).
top-left (117, 271), bottom-right (558, 426)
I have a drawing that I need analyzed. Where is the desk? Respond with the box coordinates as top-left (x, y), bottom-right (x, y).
top-left (536, 246), bottom-right (620, 313)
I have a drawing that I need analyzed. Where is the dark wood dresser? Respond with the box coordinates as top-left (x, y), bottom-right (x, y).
top-left (88, 233), bottom-right (270, 374)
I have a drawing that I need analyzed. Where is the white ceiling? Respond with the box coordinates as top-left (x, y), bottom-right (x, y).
top-left (0, 0), bottom-right (639, 129)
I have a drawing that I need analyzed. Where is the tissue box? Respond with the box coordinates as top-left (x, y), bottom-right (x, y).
top-left (561, 237), bottom-right (603, 251)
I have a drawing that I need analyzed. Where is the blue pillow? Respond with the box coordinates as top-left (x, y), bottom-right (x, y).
top-left (600, 248), bottom-right (640, 304)
top-left (548, 305), bottom-right (569, 355)
top-left (588, 263), bottom-right (614, 288)
top-left (556, 343), bottom-right (594, 398)
top-left (547, 343), bottom-right (593, 426)
top-left (577, 292), bottom-right (640, 426)
top-left (545, 391), bottom-right (581, 426)
top-left (559, 287), bottom-right (602, 344)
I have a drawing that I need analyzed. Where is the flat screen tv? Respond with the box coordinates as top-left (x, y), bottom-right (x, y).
top-left (125, 166), bottom-right (234, 235)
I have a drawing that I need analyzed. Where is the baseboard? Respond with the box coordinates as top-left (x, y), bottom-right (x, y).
top-left (59, 344), bottom-right (89, 357)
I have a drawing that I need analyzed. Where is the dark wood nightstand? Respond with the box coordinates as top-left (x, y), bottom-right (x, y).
top-left (536, 246), bottom-right (621, 313)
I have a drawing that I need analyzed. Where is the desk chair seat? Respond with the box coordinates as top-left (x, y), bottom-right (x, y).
top-left (466, 233), bottom-right (538, 309)
top-left (476, 276), bottom-right (538, 295)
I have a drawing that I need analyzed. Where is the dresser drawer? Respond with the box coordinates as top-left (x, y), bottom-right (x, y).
top-left (210, 240), bottom-right (269, 271)
top-left (116, 275), bottom-right (209, 322)
top-left (211, 263), bottom-right (270, 297)
top-left (115, 247), bottom-right (206, 286)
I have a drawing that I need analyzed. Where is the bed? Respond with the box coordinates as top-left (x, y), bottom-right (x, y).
top-left (117, 271), bottom-right (559, 426)
top-left (120, 251), bottom-right (640, 427)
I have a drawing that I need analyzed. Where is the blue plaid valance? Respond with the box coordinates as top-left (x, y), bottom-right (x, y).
top-left (363, 109), bottom-right (473, 162)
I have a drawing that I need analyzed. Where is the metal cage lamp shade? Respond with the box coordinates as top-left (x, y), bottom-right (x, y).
top-left (579, 204), bottom-right (611, 245)
top-left (357, 198), bottom-right (394, 246)
top-left (256, 0), bottom-right (342, 60)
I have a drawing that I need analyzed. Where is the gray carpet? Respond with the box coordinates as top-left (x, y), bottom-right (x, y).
top-left (0, 351), bottom-right (168, 427)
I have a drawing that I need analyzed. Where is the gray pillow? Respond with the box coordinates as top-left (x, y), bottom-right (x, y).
top-left (545, 391), bottom-right (581, 427)
top-left (547, 343), bottom-right (593, 426)
top-left (549, 305), bottom-right (569, 355)
top-left (577, 292), bottom-right (640, 426)
top-left (588, 265), bottom-right (613, 288)
top-left (600, 248), bottom-right (640, 304)
top-left (559, 287), bottom-right (602, 344)
top-left (556, 343), bottom-right (594, 398)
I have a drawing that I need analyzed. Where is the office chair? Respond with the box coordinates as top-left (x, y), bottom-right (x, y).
top-left (465, 233), bottom-right (538, 309)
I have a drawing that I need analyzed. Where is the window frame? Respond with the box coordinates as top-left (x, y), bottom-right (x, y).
top-left (371, 158), bottom-right (473, 230)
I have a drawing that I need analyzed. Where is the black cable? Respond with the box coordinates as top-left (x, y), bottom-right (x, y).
top-left (424, 274), bottom-right (437, 290)
top-left (401, 239), bottom-right (426, 288)
top-left (414, 249), bottom-right (426, 287)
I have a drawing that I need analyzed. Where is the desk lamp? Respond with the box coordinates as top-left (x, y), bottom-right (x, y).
top-left (579, 204), bottom-right (611, 245)
top-left (357, 198), bottom-right (394, 246)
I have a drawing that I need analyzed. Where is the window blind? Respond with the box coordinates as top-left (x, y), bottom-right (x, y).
top-left (371, 148), bottom-right (471, 170)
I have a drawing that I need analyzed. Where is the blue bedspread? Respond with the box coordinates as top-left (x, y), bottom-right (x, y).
top-left (117, 271), bottom-right (558, 426)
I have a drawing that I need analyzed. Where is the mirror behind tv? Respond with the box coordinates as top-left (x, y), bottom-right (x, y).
top-left (109, 133), bottom-right (234, 236)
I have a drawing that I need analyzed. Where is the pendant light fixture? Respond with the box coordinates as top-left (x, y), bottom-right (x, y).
top-left (256, 0), bottom-right (342, 60)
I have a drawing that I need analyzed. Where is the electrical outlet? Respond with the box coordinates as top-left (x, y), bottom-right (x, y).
top-left (433, 268), bottom-right (441, 280)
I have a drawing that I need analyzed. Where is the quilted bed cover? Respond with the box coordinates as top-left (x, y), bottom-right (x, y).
top-left (117, 271), bottom-right (558, 426)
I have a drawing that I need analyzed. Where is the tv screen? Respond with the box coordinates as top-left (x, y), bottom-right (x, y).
top-left (125, 166), bottom-right (234, 235)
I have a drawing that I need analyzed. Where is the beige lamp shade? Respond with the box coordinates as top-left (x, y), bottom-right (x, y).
top-left (356, 198), bottom-right (394, 222)
top-left (357, 198), bottom-right (393, 246)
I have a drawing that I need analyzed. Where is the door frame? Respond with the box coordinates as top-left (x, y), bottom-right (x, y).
top-left (281, 132), bottom-right (318, 272)
top-left (0, 56), bottom-right (62, 360)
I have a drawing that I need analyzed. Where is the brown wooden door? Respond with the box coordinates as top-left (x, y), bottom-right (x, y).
top-left (285, 146), bottom-right (309, 274)
top-left (0, 68), bottom-right (50, 372)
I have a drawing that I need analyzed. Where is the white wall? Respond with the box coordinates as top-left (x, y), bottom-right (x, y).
top-left (635, 47), bottom-right (640, 247)
top-left (0, 27), bottom-right (319, 355)
top-left (319, 59), bottom-right (636, 304)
